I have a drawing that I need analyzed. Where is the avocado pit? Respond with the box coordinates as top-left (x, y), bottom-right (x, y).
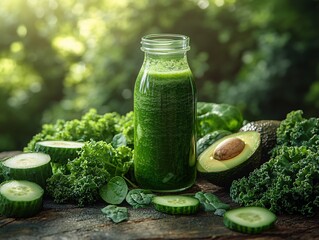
top-left (212, 137), bottom-right (245, 160)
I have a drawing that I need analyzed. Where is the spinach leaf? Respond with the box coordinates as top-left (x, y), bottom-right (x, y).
top-left (101, 205), bottom-right (128, 223)
top-left (99, 176), bottom-right (128, 205)
top-left (196, 102), bottom-right (243, 138)
top-left (111, 133), bottom-right (127, 148)
top-left (214, 208), bottom-right (227, 217)
top-left (195, 192), bottom-right (230, 213)
top-left (126, 189), bottom-right (155, 209)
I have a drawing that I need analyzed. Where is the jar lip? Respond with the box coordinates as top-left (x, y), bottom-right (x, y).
top-left (141, 33), bottom-right (190, 54)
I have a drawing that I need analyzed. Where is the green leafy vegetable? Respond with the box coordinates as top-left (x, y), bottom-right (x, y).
top-left (126, 189), bottom-right (155, 209)
top-left (111, 133), bottom-right (127, 149)
top-left (23, 109), bottom-right (134, 206)
top-left (99, 176), bottom-right (128, 205)
top-left (214, 208), bottom-right (227, 217)
top-left (46, 141), bottom-right (133, 206)
top-left (194, 192), bottom-right (230, 214)
top-left (101, 205), bottom-right (129, 223)
top-left (24, 109), bottom-right (134, 152)
top-left (230, 110), bottom-right (319, 216)
top-left (196, 102), bottom-right (243, 138)
top-left (115, 111), bottom-right (134, 148)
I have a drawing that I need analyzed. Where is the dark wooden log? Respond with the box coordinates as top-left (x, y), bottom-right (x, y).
top-left (0, 151), bottom-right (318, 239)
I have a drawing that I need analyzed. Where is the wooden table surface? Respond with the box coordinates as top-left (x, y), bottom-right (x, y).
top-left (0, 151), bottom-right (318, 240)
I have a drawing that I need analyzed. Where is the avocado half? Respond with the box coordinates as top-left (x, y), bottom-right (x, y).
top-left (196, 131), bottom-right (261, 188)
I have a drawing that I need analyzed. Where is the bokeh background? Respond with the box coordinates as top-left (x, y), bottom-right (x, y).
top-left (1, 0), bottom-right (319, 151)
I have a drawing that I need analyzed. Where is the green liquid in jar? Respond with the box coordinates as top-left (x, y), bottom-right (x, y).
top-left (134, 69), bottom-right (196, 192)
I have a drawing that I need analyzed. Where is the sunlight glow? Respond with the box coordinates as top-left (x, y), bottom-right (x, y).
top-left (10, 42), bottom-right (24, 53)
top-left (78, 18), bottom-right (106, 40)
top-left (0, 58), bottom-right (42, 108)
top-left (215, 0), bottom-right (224, 7)
top-left (52, 36), bottom-right (85, 56)
top-left (198, 0), bottom-right (209, 9)
top-left (65, 63), bottom-right (91, 87)
top-left (17, 25), bottom-right (27, 37)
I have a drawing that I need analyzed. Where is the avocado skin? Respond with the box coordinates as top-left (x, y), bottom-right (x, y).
top-left (240, 120), bottom-right (280, 163)
top-left (197, 131), bottom-right (262, 188)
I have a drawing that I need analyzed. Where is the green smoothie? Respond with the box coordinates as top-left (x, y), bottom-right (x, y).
top-left (134, 68), bottom-right (196, 191)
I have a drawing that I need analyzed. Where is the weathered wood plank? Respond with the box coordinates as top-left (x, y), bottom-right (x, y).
top-left (0, 151), bottom-right (319, 239)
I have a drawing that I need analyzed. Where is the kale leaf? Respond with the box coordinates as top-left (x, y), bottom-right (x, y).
top-left (46, 141), bottom-right (133, 206)
top-left (230, 110), bottom-right (319, 216)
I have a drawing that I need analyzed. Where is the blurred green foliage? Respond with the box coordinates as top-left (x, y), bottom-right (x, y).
top-left (1, 0), bottom-right (319, 151)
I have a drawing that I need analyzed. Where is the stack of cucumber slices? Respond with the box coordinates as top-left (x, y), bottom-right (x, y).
top-left (0, 152), bottom-right (51, 218)
top-left (0, 140), bottom-right (85, 218)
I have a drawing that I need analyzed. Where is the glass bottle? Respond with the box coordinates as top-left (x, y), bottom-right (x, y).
top-left (134, 34), bottom-right (197, 192)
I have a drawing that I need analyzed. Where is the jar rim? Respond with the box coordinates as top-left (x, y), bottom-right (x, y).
top-left (141, 33), bottom-right (190, 54)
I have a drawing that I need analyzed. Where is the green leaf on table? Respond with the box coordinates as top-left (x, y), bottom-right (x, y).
top-left (126, 189), bottom-right (155, 209)
top-left (214, 208), bottom-right (227, 217)
top-left (101, 205), bottom-right (128, 223)
top-left (194, 191), bottom-right (230, 213)
top-left (99, 176), bottom-right (128, 205)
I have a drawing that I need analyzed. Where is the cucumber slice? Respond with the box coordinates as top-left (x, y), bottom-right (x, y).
top-left (1, 152), bottom-right (52, 188)
top-left (152, 195), bottom-right (199, 215)
top-left (223, 206), bottom-right (277, 234)
top-left (35, 140), bottom-right (85, 164)
top-left (0, 180), bottom-right (44, 218)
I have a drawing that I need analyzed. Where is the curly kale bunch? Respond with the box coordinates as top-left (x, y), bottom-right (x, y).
top-left (46, 141), bottom-right (133, 206)
top-left (22, 108), bottom-right (134, 206)
top-left (230, 110), bottom-right (319, 216)
top-left (24, 108), bottom-right (134, 152)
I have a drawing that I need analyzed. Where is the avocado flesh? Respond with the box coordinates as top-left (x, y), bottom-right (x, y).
top-left (197, 131), bottom-right (261, 187)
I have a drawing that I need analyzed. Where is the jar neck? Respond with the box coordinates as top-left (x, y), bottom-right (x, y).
top-left (141, 34), bottom-right (190, 55)
top-left (140, 34), bottom-right (191, 72)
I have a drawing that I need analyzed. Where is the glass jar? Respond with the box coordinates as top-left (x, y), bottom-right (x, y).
top-left (133, 34), bottom-right (197, 192)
